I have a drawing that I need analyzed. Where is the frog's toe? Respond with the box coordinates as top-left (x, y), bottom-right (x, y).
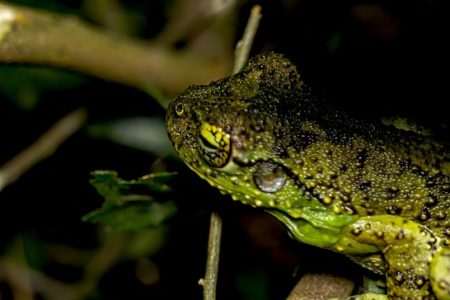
top-left (431, 247), bottom-right (450, 300)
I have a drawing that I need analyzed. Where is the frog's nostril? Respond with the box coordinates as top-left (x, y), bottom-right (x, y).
top-left (175, 103), bottom-right (184, 116)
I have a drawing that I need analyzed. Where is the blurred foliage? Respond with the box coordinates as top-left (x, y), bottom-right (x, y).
top-left (236, 267), bottom-right (270, 300)
top-left (0, 66), bottom-right (86, 110)
top-left (84, 170), bottom-right (176, 231)
top-left (87, 117), bottom-right (173, 156)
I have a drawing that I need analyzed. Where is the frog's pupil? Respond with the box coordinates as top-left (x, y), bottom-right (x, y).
top-left (253, 161), bottom-right (286, 193)
top-left (199, 134), bottom-right (218, 150)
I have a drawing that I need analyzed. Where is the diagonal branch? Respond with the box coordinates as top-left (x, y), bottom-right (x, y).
top-left (0, 3), bottom-right (230, 99)
top-left (0, 108), bottom-right (87, 192)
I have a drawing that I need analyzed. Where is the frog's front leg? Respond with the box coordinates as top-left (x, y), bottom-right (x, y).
top-left (330, 215), bottom-right (449, 299)
top-left (430, 246), bottom-right (450, 300)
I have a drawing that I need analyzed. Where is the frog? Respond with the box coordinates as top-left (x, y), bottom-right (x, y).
top-left (165, 52), bottom-right (450, 299)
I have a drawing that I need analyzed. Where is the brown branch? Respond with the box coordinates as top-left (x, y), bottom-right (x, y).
top-left (73, 232), bottom-right (127, 298)
top-left (0, 3), bottom-right (231, 99)
top-left (154, 0), bottom-right (238, 45)
top-left (0, 233), bottom-right (128, 300)
top-left (287, 273), bottom-right (354, 300)
top-left (0, 108), bottom-right (87, 192)
top-left (1, 258), bottom-right (75, 300)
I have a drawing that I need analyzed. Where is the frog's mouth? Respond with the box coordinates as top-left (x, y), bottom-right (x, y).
top-left (271, 204), bottom-right (360, 246)
top-left (187, 157), bottom-right (276, 208)
top-left (185, 144), bottom-right (360, 250)
top-left (268, 210), bottom-right (344, 248)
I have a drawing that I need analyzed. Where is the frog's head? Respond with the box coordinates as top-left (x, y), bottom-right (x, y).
top-left (166, 53), bottom-right (355, 247)
top-left (167, 53), bottom-right (304, 207)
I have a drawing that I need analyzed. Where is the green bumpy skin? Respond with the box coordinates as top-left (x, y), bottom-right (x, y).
top-left (166, 52), bottom-right (450, 299)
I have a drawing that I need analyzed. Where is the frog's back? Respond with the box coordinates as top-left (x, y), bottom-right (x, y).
top-left (277, 83), bottom-right (450, 237)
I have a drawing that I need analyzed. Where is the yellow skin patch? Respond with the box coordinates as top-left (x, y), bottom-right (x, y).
top-left (198, 122), bottom-right (231, 168)
top-left (166, 52), bottom-right (450, 299)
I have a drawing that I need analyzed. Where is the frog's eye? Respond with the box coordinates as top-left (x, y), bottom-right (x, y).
top-left (174, 103), bottom-right (184, 116)
top-left (198, 122), bottom-right (231, 168)
top-left (253, 161), bottom-right (286, 193)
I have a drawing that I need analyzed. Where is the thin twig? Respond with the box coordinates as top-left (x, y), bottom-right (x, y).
top-left (198, 212), bottom-right (222, 300)
top-left (199, 5), bottom-right (262, 300)
top-left (0, 108), bottom-right (87, 192)
top-left (233, 5), bottom-right (262, 73)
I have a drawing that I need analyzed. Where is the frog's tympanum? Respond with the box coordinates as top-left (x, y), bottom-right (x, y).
top-left (166, 53), bottom-right (450, 299)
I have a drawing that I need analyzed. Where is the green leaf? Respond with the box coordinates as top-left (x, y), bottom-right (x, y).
top-left (83, 170), bottom-right (177, 231)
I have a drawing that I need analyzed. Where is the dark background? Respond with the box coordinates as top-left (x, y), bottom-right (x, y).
top-left (0, 0), bottom-right (448, 299)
